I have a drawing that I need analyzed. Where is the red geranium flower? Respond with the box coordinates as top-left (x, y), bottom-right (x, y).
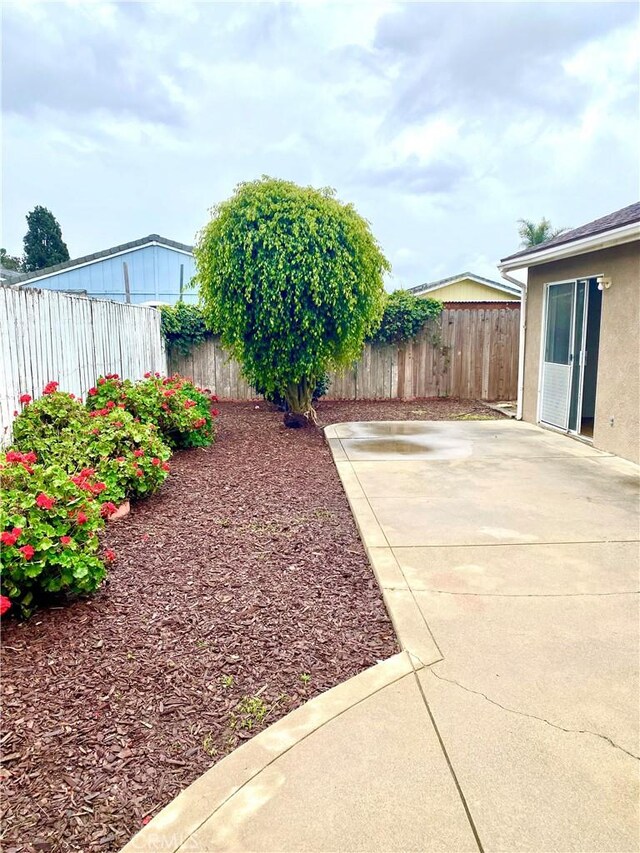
top-left (211, 409), bottom-right (220, 417)
top-left (101, 502), bottom-right (118, 518)
top-left (104, 549), bottom-right (116, 562)
top-left (43, 381), bottom-right (59, 395)
top-left (115, 456), bottom-right (125, 463)
top-left (19, 393), bottom-right (32, 404)
top-left (134, 449), bottom-right (144, 458)
top-left (36, 493), bottom-right (55, 510)
top-left (161, 462), bottom-right (170, 472)
top-left (135, 469), bottom-right (144, 477)
top-left (98, 378), bottom-right (106, 386)
top-left (88, 387), bottom-right (98, 396)
top-left (0, 596), bottom-right (11, 616)
top-left (151, 458), bottom-right (160, 466)
top-left (91, 482), bottom-right (106, 495)
top-left (144, 372), bottom-right (151, 379)
top-left (76, 511), bottom-right (89, 525)
top-left (106, 400), bottom-right (115, 410)
top-left (19, 544), bottom-right (35, 560)
top-left (60, 535), bottom-right (72, 546)
top-left (184, 399), bottom-right (196, 408)
top-left (1, 530), bottom-right (18, 547)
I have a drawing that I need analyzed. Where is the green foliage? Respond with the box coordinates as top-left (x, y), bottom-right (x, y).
top-left (86, 374), bottom-right (216, 449)
top-left (22, 205), bottom-right (70, 272)
top-left (0, 454), bottom-right (107, 618)
top-left (370, 290), bottom-right (442, 345)
top-left (517, 218), bottom-right (567, 248)
top-left (195, 177), bottom-right (389, 418)
top-left (1, 248), bottom-right (22, 271)
top-left (160, 303), bottom-right (213, 356)
top-left (256, 372), bottom-right (330, 411)
top-left (11, 389), bottom-right (171, 504)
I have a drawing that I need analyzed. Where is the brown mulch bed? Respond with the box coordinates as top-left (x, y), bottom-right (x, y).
top-left (1, 398), bottom-right (499, 852)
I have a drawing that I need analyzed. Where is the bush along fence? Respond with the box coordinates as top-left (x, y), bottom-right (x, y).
top-left (0, 285), bottom-right (167, 442)
top-left (168, 306), bottom-right (521, 403)
top-left (0, 374), bottom-right (218, 619)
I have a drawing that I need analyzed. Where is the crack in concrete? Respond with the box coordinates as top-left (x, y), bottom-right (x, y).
top-left (394, 589), bottom-right (640, 598)
top-left (429, 670), bottom-right (640, 761)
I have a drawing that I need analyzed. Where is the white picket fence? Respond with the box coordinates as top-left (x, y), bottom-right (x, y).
top-left (0, 286), bottom-right (167, 442)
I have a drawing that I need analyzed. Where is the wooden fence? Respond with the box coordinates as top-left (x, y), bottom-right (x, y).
top-left (1, 286), bottom-right (167, 441)
top-left (169, 306), bottom-right (520, 402)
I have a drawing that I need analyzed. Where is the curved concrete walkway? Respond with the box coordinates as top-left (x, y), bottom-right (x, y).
top-left (124, 420), bottom-right (639, 853)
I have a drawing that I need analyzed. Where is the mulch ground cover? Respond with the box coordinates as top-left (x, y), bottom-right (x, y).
top-left (1, 398), bottom-right (499, 852)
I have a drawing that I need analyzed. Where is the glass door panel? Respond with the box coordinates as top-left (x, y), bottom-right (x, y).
top-left (568, 281), bottom-right (587, 433)
top-left (540, 282), bottom-right (574, 429)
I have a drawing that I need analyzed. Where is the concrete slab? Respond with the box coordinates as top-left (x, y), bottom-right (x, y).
top-left (394, 541), bottom-right (640, 594)
top-left (187, 674), bottom-right (478, 853)
top-left (419, 667), bottom-right (639, 853)
top-left (414, 590), bottom-right (640, 756)
top-left (362, 452), bottom-right (639, 546)
top-left (326, 420), bottom-right (640, 853)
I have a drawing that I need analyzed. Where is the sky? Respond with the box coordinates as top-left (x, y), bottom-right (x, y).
top-left (2, 0), bottom-right (639, 289)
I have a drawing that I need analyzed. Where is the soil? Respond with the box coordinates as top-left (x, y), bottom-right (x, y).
top-left (1, 398), bottom-right (500, 852)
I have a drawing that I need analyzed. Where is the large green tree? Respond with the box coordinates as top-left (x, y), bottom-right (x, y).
top-left (195, 177), bottom-right (389, 425)
top-left (517, 217), bottom-right (567, 248)
top-left (23, 206), bottom-right (70, 272)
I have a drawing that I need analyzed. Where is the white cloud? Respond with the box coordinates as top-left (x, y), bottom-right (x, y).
top-left (2, 0), bottom-right (638, 289)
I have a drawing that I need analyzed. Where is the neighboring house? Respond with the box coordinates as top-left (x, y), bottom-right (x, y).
top-left (10, 235), bottom-right (196, 305)
top-left (499, 201), bottom-right (640, 464)
top-left (408, 271), bottom-right (521, 307)
top-left (0, 267), bottom-right (24, 284)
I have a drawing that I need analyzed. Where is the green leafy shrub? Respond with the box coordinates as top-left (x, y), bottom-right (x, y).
top-left (86, 374), bottom-right (216, 449)
top-left (12, 388), bottom-right (171, 504)
top-left (369, 291), bottom-right (442, 345)
top-left (0, 451), bottom-right (110, 617)
top-left (160, 303), bottom-right (214, 356)
top-left (195, 177), bottom-right (388, 422)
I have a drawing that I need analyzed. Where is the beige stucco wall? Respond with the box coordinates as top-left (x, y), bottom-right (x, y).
top-left (419, 279), bottom-right (520, 302)
top-left (522, 240), bottom-right (639, 464)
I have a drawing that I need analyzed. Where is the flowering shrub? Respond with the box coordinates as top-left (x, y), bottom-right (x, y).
top-left (12, 390), bottom-right (171, 504)
top-left (86, 373), bottom-right (216, 449)
top-left (0, 453), bottom-right (108, 617)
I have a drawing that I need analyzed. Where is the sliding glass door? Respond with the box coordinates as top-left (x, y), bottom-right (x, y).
top-left (540, 279), bottom-right (591, 433)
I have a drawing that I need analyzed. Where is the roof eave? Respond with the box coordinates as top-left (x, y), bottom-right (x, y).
top-left (499, 221), bottom-right (640, 272)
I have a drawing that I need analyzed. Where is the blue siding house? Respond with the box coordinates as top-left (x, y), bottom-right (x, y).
top-left (12, 235), bottom-right (197, 305)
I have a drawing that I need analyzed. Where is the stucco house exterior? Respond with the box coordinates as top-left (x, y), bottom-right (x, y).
top-left (499, 202), bottom-right (640, 464)
top-left (408, 271), bottom-right (521, 307)
top-left (11, 235), bottom-right (196, 305)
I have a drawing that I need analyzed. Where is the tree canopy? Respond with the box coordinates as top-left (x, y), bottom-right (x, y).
top-left (195, 177), bottom-right (389, 424)
top-left (0, 249), bottom-right (22, 271)
top-left (23, 206), bottom-right (70, 272)
top-left (517, 218), bottom-right (567, 248)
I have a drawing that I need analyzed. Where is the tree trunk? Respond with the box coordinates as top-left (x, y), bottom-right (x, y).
top-left (283, 379), bottom-right (316, 428)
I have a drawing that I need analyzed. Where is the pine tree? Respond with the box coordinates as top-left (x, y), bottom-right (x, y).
top-left (23, 206), bottom-right (70, 272)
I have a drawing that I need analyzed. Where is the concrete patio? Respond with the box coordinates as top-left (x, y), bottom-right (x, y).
top-left (123, 419), bottom-right (639, 853)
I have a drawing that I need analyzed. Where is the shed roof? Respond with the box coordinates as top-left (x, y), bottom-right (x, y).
top-left (408, 271), bottom-right (521, 298)
top-left (13, 234), bottom-right (194, 285)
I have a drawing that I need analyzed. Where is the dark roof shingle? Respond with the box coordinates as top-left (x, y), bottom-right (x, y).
top-left (501, 202), bottom-right (640, 263)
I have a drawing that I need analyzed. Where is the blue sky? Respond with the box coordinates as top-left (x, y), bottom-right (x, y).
top-left (2, 1), bottom-right (638, 288)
